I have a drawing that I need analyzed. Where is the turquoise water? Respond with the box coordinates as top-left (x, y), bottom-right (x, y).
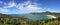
top-left (24, 14), bottom-right (51, 20)
top-left (10, 14), bottom-right (53, 20)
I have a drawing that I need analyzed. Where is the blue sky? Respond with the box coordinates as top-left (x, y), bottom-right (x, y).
top-left (0, 0), bottom-right (60, 14)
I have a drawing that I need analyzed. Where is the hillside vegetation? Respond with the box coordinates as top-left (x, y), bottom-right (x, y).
top-left (0, 12), bottom-right (60, 25)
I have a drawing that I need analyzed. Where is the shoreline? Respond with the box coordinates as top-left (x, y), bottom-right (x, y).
top-left (47, 15), bottom-right (57, 19)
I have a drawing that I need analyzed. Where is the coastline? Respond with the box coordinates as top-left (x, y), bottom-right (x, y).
top-left (47, 15), bottom-right (57, 19)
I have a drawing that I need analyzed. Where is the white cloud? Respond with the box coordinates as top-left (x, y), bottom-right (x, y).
top-left (0, 8), bottom-right (9, 12)
top-left (0, 1), bottom-right (3, 4)
top-left (0, 0), bottom-right (59, 14)
top-left (0, 0), bottom-right (43, 14)
top-left (8, 1), bottom-right (16, 8)
top-left (16, 1), bottom-right (42, 13)
top-left (26, 5), bottom-right (42, 12)
top-left (3, 1), bottom-right (16, 8)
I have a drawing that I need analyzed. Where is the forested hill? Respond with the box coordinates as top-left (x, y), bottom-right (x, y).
top-left (30, 11), bottom-right (60, 17)
top-left (0, 14), bottom-right (11, 18)
top-left (0, 12), bottom-right (60, 25)
top-left (0, 13), bottom-right (34, 25)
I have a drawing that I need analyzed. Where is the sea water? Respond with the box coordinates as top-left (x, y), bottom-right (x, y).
top-left (24, 14), bottom-right (53, 20)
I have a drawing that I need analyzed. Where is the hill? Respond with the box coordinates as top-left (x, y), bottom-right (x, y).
top-left (0, 12), bottom-right (60, 25)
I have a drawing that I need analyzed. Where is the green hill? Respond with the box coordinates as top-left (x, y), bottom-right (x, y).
top-left (0, 14), bottom-right (34, 25)
top-left (0, 12), bottom-right (60, 25)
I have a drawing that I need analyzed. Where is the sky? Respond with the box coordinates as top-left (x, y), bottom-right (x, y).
top-left (0, 0), bottom-right (60, 14)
